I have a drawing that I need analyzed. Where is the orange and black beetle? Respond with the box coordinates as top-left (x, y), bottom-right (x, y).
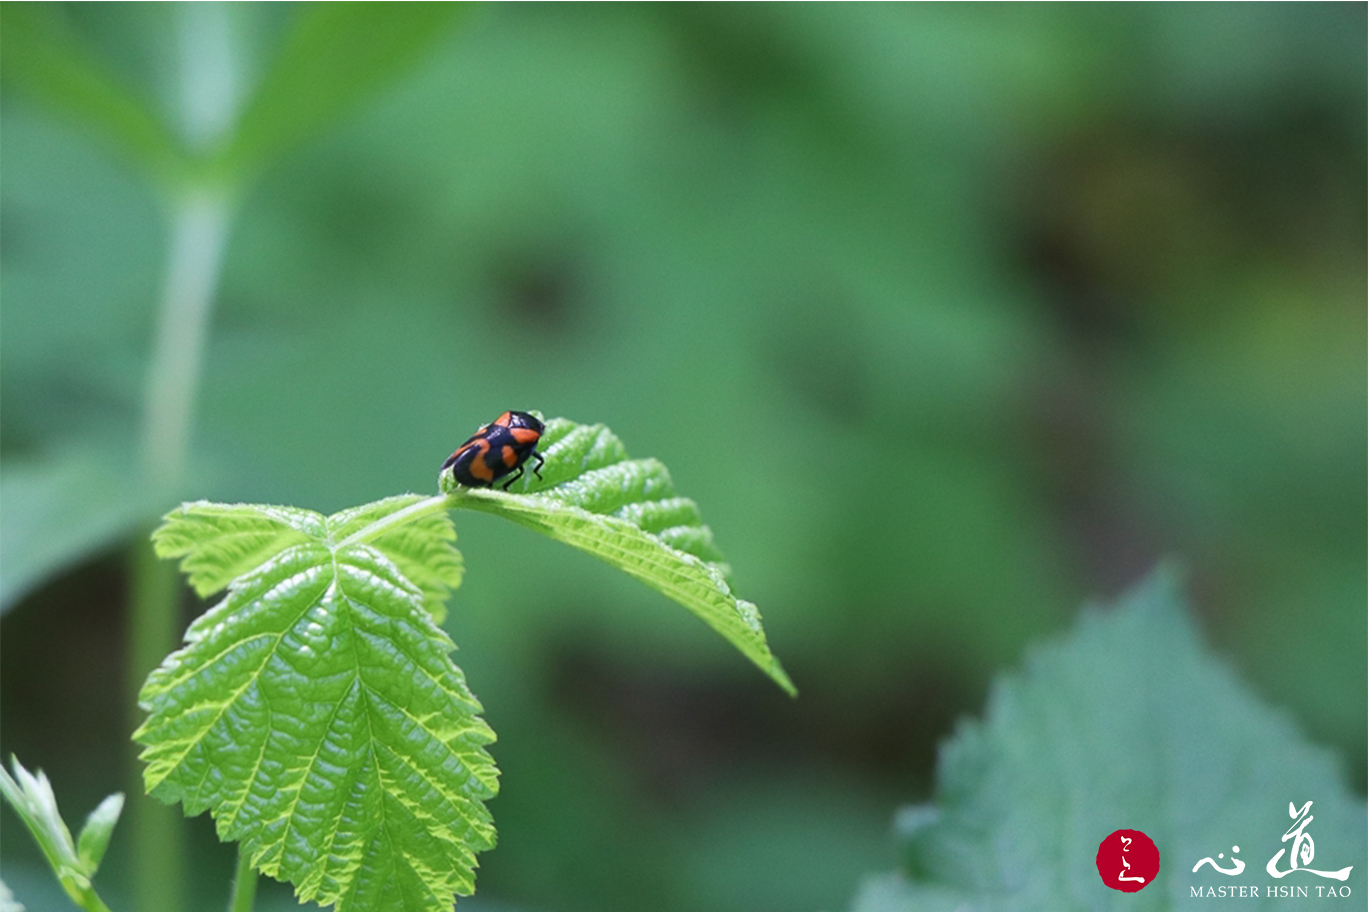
top-left (442, 410), bottom-right (546, 490)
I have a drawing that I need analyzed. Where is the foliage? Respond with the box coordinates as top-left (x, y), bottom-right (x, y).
top-left (444, 417), bottom-right (794, 695)
top-left (0, 450), bottom-right (150, 609)
top-left (220, 3), bottom-right (465, 179)
top-left (849, 570), bottom-right (1368, 912)
top-left (129, 417), bottom-right (787, 909)
top-left (0, 757), bottom-right (122, 912)
top-left (138, 497), bottom-right (491, 912)
top-left (0, 2), bottom-right (465, 185)
top-left (1, 5), bottom-right (1363, 912)
top-left (0, 2), bottom-right (474, 613)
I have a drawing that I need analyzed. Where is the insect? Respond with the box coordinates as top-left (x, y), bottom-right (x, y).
top-left (442, 410), bottom-right (546, 490)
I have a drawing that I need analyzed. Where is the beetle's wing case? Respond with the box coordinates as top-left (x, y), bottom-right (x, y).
top-left (444, 410), bottom-right (544, 488)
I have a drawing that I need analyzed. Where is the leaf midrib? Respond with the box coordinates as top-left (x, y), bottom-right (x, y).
top-left (262, 573), bottom-right (355, 876)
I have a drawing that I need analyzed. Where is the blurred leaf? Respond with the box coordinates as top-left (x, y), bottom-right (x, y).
top-left (0, 878), bottom-right (21, 912)
top-left (0, 756), bottom-right (121, 912)
top-left (445, 417), bottom-right (796, 696)
top-left (139, 495), bottom-right (496, 912)
top-left (0, 2), bottom-right (183, 177)
top-left (0, 448), bottom-right (153, 614)
top-left (220, 1), bottom-right (465, 177)
top-left (73, 794), bottom-right (124, 876)
top-left (0, 760), bottom-right (78, 887)
top-left (850, 568), bottom-right (1367, 911)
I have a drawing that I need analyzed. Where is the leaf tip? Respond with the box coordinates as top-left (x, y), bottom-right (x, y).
top-left (1112, 558), bottom-right (1191, 627)
top-left (771, 662), bottom-right (799, 698)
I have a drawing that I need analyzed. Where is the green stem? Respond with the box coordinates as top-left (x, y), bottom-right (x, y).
top-left (334, 486), bottom-right (539, 549)
top-left (129, 147), bottom-right (234, 912)
top-left (227, 845), bottom-right (257, 912)
top-left (62, 878), bottom-right (116, 912)
top-left (126, 540), bottom-right (184, 912)
top-left (139, 190), bottom-right (233, 491)
top-left (129, 7), bottom-right (244, 912)
top-left (338, 493), bottom-right (459, 547)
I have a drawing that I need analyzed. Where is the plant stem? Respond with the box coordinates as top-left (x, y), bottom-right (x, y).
top-left (227, 845), bottom-right (257, 912)
top-left (126, 539), bottom-right (184, 912)
top-left (338, 493), bottom-right (459, 547)
top-left (128, 187), bottom-right (233, 912)
top-left (63, 878), bottom-right (116, 912)
top-left (129, 8), bottom-right (247, 910)
top-left (128, 8), bottom-right (245, 912)
top-left (139, 190), bottom-right (233, 490)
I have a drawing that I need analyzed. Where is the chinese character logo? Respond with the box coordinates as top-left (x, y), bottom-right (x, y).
top-left (1096, 829), bottom-right (1161, 892)
top-left (1265, 801), bottom-right (1354, 881)
top-left (1189, 799), bottom-right (1356, 892)
top-left (1192, 844), bottom-right (1245, 875)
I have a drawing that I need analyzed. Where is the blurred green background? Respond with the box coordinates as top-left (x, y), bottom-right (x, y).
top-left (1, 4), bottom-right (1363, 912)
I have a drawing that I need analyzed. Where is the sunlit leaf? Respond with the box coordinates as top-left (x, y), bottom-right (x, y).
top-left (444, 417), bottom-right (795, 696)
top-left (138, 496), bottom-right (494, 911)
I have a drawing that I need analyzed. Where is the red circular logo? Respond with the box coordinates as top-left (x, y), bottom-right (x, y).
top-left (1096, 829), bottom-right (1160, 892)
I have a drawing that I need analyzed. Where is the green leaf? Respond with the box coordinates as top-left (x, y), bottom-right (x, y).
top-left (0, 448), bottom-right (153, 614)
top-left (149, 501), bottom-right (318, 598)
top-left (0, 3), bottom-right (184, 178)
top-left (220, 2), bottom-right (465, 177)
top-left (0, 758), bottom-right (80, 883)
top-left (0, 755), bottom-right (121, 912)
top-left (442, 417), bottom-right (796, 696)
top-left (137, 495), bottom-right (495, 912)
top-left (850, 568), bottom-right (1367, 912)
top-left (327, 496), bottom-right (464, 627)
top-left (75, 794), bottom-right (125, 875)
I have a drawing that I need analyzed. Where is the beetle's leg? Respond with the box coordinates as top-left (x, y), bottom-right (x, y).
top-left (501, 464), bottom-right (525, 491)
top-left (532, 451), bottom-right (545, 480)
